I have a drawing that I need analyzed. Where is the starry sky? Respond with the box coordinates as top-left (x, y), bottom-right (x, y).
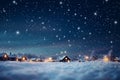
top-left (0, 0), bottom-right (120, 56)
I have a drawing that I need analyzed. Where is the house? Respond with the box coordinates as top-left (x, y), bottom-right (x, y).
top-left (114, 57), bottom-right (120, 62)
top-left (9, 55), bottom-right (18, 61)
top-left (29, 58), bottom-right (43, 62)
top-left (44, 57), bottom-right (54, 62)
top-left (84, 56), bottom-right (90, 61)
top-left (16, 56), bottom-right (27, 62)
top-left (59, 56), bottom-right (71, 62)
top-left (91, 56), bottom-right (98, 61)
top-left (0, 53), bottom-right (9, 61)
top-left (8, 53), bottom-right (18, 61)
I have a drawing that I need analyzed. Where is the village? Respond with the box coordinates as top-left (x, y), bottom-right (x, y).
top-left (0, 52), bottom-right (120, 63)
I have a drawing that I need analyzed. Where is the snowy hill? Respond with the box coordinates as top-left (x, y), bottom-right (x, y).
top-left (0, 61), bottom-right (120, 80)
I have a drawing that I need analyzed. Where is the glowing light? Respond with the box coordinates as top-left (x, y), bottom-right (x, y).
top-left (22, 57), bottom-right (26, 61)
top-left (65, 58), bottom-right (68, 60)
top-left (16, 58), bottom-right (18, 61)
top-left (44, 57), bottom-right (53, 62)
top-left (84, 56), bottom-right (89, 61)
top-left (67, 60), bottom-right (70, 63)
top-left (103, 55), bottom-right (109, 62)
top-left (4, 54), bottom-right (7, 58)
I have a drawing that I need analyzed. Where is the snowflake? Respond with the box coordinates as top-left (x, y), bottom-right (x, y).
top-left (89, 32), bottom-right (92, 35)
top-left (68, 44), bottom-right (72, 47)
top-left (108, 31), bottom-right (111, 34)
top-left (25, 29), bottom-right (28, 32)
top-left (48, 9), bottom-right (51, 12)
top-left (41, 22), bottom-right (45, 25)
top-left (82, 37), bottom-right (86, 40)
top-left (4, 30), bottom-right (7, 34)
top-left (84, 17), bottom-right (87, 20)
top-left (105, 0), bottom-right (109, 2)
top-left (43, 37), bottom-right (46, 41)
top-left (77, 27), bottom-right (80, 30)
top-left (68, 40), bottom-right (71, 42)
top-left (30, 19), bottom-right (34, 22)
top-left (94, 12), bottom-right (97, 16)
top-left (63, 35), bottom-right (66, 38)
top-left (74, 13), bottom-right (77, 16)
top-left (8, 41), bottom-right (11, 44)
top-left (13, 0), bottom-right (17, 5)
top-left (56, 35), bottom-right (59, 38)
top-left (3, 8), bottom-right (6, 13)
top-left (110, 41), bottom-right (113, 44)
top-left (114, 21), bottom-right (118, 24)
top-left (58, 38), bottom-right (61, 40)
top-left (67, 9), bottom-right (70, 12)
top-left (16, 30), bottom-right (20, 35)
top-left (64, 51), bottom-right (67, 53)
top-left (53, 28), bottom-right (56, 31)
top-left (59, 1), bottom-right (63, 5)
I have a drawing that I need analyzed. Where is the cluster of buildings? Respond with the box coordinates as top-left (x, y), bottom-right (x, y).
top-left (0, 53), bottom-right (27, 62)
top-left (0, 52), bottom-right (120, 63)
top-left (0, 53), bottom-right (71, 62)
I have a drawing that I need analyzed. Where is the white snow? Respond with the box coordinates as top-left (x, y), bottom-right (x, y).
top-left (0, 61), bottom-right (120, 80)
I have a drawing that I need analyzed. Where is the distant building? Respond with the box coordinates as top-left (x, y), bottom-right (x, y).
top-left (17, 56), bottom-right (27, 61)
top-left (9, 55), bottom-right (18, 61)
top-left (0, 53), bottom-right (9, 61)
top-left (91, 56), bottom-right (98, 61)
top-left (60, 56), bottom-right (71, 62)
top-left (8, 52), bottom-right (18, 61)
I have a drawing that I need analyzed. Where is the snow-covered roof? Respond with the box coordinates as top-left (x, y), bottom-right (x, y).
top-left (9, 55), bottom-right (17, 58)
top-left (57, 56), bottom-right (70, 60)
top-left (0, 53), bottom-right (7, 57)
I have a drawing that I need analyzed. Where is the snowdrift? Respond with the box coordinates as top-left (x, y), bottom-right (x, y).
top-left (0, 61), bottom-right (120, 80)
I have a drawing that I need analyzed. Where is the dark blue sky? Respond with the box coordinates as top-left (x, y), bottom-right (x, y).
top-left (0, 0), bottom-right (120, 56)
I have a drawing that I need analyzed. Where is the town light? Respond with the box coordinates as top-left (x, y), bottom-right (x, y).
top-left (103, 55), bottom-right (109, 62)
top-left (84, 56), bottom-right (89, 61)
top-left (4, 54), bottom-right (7, 58)
top-left (22, 57), bottom-right (26, 61)
top-left (44, 57), bottom-right (53, 62)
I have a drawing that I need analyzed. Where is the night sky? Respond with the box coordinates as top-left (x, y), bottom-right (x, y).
top-left (0, 0), bottom-right (120, 56)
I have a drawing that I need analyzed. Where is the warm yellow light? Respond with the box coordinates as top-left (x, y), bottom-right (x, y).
top-left (16, 58), bottom-right (18, 61)
top-left (48, 57), bottom-right (52, 60)
top-left (103, 55), bottom-right (109, 62)
top-left (29, 60), bottom-right (33, 63)
top-left (44, 57), bottom-right (53, 62)
top-left (22, 57), bottom-right (25, 61)
top-left (67, 60), bottom-right (70, 63)
top-left (84, 56), bottom-right (89, 60)
top-left (65, 58), bottom-right (68, 60)
top-left (4, 54), bottom-right (7, 58)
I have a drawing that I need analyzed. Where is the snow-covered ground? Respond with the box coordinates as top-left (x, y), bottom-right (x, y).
top-left (0, 61), bottom-right (120, 80)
